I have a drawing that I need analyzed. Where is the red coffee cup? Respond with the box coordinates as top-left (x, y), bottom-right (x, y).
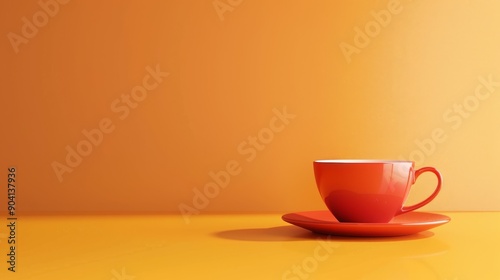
top-left (313, 160), bottom-right (442, 223)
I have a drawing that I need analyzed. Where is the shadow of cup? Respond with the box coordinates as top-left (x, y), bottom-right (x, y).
top-left (214, 225), bottom-right (436, 242)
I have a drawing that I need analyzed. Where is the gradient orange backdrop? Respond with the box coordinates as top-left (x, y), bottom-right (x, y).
top-left (1, 0), bottom-right (500, 215)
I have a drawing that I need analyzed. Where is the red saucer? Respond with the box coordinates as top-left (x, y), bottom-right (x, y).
top-left (282, 211), bottom-right (450, 237)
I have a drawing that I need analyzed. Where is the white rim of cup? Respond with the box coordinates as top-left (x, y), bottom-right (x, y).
top-left (314, 159), bottom-right (411, 163)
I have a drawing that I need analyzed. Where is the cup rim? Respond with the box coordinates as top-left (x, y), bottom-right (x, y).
top-left (314, 159), bottom-right (412, 164)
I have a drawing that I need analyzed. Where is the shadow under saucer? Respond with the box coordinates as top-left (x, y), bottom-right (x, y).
top-left (213, 225), bottom-right (434, 242)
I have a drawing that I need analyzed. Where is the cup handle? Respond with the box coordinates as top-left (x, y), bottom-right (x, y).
top-left (398, 167), bottom-right (442, 214)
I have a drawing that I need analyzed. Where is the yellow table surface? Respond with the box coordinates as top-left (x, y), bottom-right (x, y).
top-left (1, 212), bottom-right (499, 279)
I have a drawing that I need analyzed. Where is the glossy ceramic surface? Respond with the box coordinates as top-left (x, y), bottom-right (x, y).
top-left (313, 160), bottom-right (442, 223)
top-left (282, 210), bottom-right (450, 237)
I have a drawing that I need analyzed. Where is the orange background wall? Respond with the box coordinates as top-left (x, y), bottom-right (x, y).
top-left (1, 0), bottom-right (500, 216)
